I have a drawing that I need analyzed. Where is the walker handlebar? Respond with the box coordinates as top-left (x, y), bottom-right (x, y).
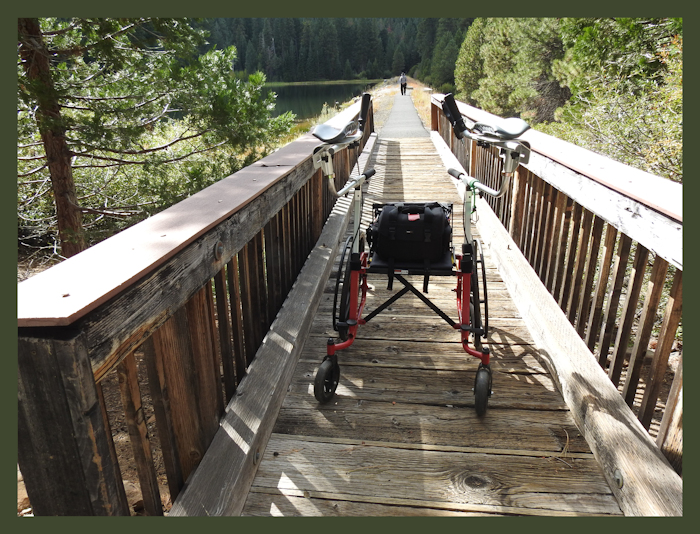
top-left (334, 168), bottom-right (375, 197)
top-left (448, 167), bottom-right (511, 199)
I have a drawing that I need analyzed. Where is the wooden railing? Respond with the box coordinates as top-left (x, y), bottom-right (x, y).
top-left (431, 95), bottom-right (682, 516)
top-left (17, 101), bottom-right (375, 515)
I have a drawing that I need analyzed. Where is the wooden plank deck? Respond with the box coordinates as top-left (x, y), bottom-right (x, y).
top-left (240, 137), bottom-right (623, 517)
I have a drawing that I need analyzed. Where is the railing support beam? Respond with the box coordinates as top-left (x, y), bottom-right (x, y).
top-left (18, 332), bottom-right (130, 515)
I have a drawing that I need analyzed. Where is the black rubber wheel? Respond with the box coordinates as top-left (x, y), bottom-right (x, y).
top-left (314, 359), bottom-right (340, 403)
top-left (469, 240), bottom-right (483, 352)
top-left (474, 366), bottom-right (491, 417)
top-left (335, 234), bottom-right (365, 341)
top-left (332, 236), bottom-right (353, 341)
top-left (474, 239), bottom-right (488, 336)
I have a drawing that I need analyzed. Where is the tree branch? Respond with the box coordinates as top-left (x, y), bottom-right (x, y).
top-left (71, 129), bottom-right (213, 158)
top-left (18, 164), bottom-right (48, 178)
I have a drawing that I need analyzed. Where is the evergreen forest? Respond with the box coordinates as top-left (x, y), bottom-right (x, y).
top-left (198, 18), bottom-right (471, 92)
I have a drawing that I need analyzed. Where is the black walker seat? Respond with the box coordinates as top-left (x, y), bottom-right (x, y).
top-left (363, 202), bottom-right (456, 323)
top-left (312, 121), bottom-right (363, 145)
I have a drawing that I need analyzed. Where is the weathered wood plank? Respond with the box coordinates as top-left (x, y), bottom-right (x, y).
top-left (553, 198), bottom-right (574, 300)
top-left (248, 436), bottom-right (621, 516)
top-left (655, 356), bottom-right (682, 474)
top-left (226, 256), bottom-right (247, 386)
top-left (299, 337), bottom-right (548, 374)
top-left (142, 336), bottom-right (184, 502)
top-left (213, 268), bottom-right (236, 401)
top-left (560, 202), bottom-right (583, 310)
top-left (244, 488), bottom-right (506, 516)
top-left (185, 284), bottom-right (224, 438)
top-left (276, 394), bottom-right (588, 453)
top-left (596, 233), bottom-right (632, 365)
top-left (545, 187), bottom-right (568, 292)
top-left (290, 360), bottom-right (565, 411)
top-left (150, 307), bottom-right (207, 482)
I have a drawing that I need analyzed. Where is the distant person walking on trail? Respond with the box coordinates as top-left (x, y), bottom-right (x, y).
top-left (399, 72), bottom-right (407, 95)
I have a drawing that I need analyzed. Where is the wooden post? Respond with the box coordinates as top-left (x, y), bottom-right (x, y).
top-left (586, 224), bottom-right (618, 351)
top-left (214, 268), bottom-right (237, 402)
top-left (534, 184), bottom-right (555, 279)
top-left (544, 190), bottom-right (568, 292)
top-left (226, 256), bottom-right (247, 385)
top-left (609, 244), bottom-right (649, 386)
top-left (597, 234), bottom-right (633, 367)
top-left (18, 332), bottom-right (130, 515)
top-left (536, 186), bottom-right (557, 282)
top-left (186, 284), bottom-right (225, 433)
top-left (559, 202), bottom-right (582, 308)
top-left (142, 336), bottom-right (184, 502)
top-left (508, 168), bottom-right (526, 246)
top-left (567, 208), bottom-right (594, 323)
top-left (552, 198), bottom-right (574, 300)
top-left (117, 352), bottom-right (163, 516)
top-left (150, 307), bottom-right (207, 482)
top-left (656, 356), bottom-right (682, 474)
top-left (639, 269), bottom-right (682, 429)
top-left (238, 243), bottom-right (259, 366)
top-left (575, 214), bottom-right (605, 335)
top-left (264, 214), bottom-right (283, 323)
top-left (622, 255), bottom-right (668, 407)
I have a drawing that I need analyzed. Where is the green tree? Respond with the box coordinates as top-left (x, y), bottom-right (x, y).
top-left (456, 18), bottom-right (567, 121)
top-left (553, 18), bottom-right (682, 99)
top-left (430, 32), bottom-right (459, 91)
top-left (472, 19), bottom-right (519, 117)
top-left (542, 35), bottom-right (682, 182)
top-left (392, 45), bottom-right (406, 74)
top-left (17, 17), bottom-right (293, 257)
top-left (454, 18), bottom-right (486, 104)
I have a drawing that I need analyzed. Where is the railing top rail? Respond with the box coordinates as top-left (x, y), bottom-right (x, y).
top-left (18, 100), bottom-right (366, 328)
top-left (431, 94), bottom-right (682, 223)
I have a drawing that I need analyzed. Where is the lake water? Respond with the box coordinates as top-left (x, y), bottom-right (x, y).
top-left (265, 81), bottom-right (377, 120)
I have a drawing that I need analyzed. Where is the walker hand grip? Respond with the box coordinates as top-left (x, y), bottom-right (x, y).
top-left (363, 168), bottom-right (376, 180)
top-left (359, 93), bottom-right (371, 131)
top-left (442, 93), bottom-right (468, 139)
top-left (448, 168), bottom-right (464, 179)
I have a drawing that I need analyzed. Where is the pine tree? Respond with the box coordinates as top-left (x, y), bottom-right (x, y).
top-left (454, 18), bottom-right (485, 104)
top-left (18, 18), bottom-right (293, 256)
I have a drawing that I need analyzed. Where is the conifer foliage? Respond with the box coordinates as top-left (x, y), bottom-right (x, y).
top-left (454, 18), bottom-right (682, 182)
top-left (18, 18), bottom-right (293, 257)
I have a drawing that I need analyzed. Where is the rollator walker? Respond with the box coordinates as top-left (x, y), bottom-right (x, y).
top-left (310, 93), bottom-right (531, 416)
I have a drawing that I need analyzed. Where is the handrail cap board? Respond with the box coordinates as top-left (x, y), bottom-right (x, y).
top-left (17, 135), bottom-right (322, 328)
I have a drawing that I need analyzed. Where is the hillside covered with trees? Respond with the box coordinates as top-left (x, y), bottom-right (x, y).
top-left (198, 18), bottom-right (471, 92)
top-left (454, 18), bottom-right (682, 182)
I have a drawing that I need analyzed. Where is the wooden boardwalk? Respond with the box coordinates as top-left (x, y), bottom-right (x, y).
top-left (240, 137), bottom-right (623, 516)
